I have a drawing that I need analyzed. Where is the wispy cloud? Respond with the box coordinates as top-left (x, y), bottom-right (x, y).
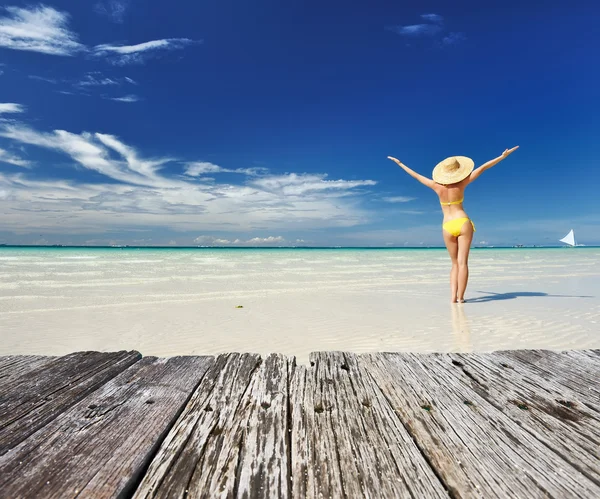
top-left (107, 94), bottom-right (140, 103)
top-left (387, 13), bottom-right (465, 47)
top-left (250, 173), bottom-right (376, 196)
top-left (30, 72), bottom-right (139, 99)
top-left (382, 196), bottom-right (416, 203)
top-left (76, 72), bottom-right (120, 87)
top-left (31, 72), bottom-right (133, 88)
top-left (28, 75), bottom-right (58, 84)
top-left (184, 162), bottom-right (267, 177)
top-left (442, 32), bottom-right (467, 45)
top-left (93, 1), bottom-right (130, 24)
top-left (0, 147), bottom-right (30, 167)
top-left (0, 5), bottom-right (84, 56)
top-left (0, 102), bottom-right (25, 114)
top-left (388, 24), bottom-right (442, 37)
top-left (0, 5), bottom-right (198, 63)
top-left (0, 110), bottom-right (377, 234)
top-left (93, 38), bottom-right (199, 65)
top-left (421, 14), bottom-right (443, 23)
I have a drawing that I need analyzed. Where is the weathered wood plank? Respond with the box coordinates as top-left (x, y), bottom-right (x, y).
top-left (288, 361), bottom-right (343, 498)
top-left (0, 355), bottom-right (57, 384)
top-left (0, 350), bottom-right (142, 455)
top-left (0, 355), bottom-right (213, 498)
top-left (133, 353), bottom-right (289, 499)
top-left (445, 352), bottom-right (600, 486)
top-left (361, 352), bottom-right (600, 497)
top-left (290, 352), bottom-right (448, 498)
top-left (498, 350), bottom-right (600, 409)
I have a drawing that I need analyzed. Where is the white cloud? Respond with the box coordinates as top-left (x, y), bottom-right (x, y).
top-left (382, 196), bottom-right (416, 203)
top-left (28, 75), bottom-right (58, 84)
top-left (0, 124), bottom-right (161, 185)
top-left (76, 72), bottom-right (119, 86)
top-left (184, 162), bottom-right (267, 177)
top-left (388, 24), bottom-right (442, 37)
top-left (421, 14), bottom-right (443, 23)
top-left (388, 13), bottom-right (465, 46)
top-left (0, 5), bottom-right (84, 56)
top-left (246, 236), bottom-right (284, 245)
top-left (0, 147), bottom-right (30, 167)
top-left (193, 235), bottom-right (285, 246)
top-left (185, 162), bottom-right (223, 176)
top-left (0, 102), bottom-right (25, 114)
top-left (93, 38), bottom-right (198, 65)
top-left (124, 76), bottom-right (137, 85)
top-left (107, 94), bottom-right (140, 103)
top-left (250, 173), bottom-right (376, 196)
top-left (93, 1), bottom-right (129, 23)
top-left (0, 118), bottom-right (377, 234)
top-left (0, 5), bottom-right (197, 64)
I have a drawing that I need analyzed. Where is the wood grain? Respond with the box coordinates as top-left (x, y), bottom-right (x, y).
top-left (0, 355), bottom-right (213, 498)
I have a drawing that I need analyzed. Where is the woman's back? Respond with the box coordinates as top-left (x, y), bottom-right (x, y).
top-left (435, 179), bottom-right (469, 219)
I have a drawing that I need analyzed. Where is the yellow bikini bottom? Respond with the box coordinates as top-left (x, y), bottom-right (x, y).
top-left (442, 217), bottom-right (475, 237)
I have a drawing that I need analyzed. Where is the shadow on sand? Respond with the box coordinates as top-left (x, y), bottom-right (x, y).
top-left (467, 291), bottom-right (594, 303)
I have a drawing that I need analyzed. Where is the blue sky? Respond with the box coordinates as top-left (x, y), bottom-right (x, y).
top-left (0, 0), bottom-right (598, 247)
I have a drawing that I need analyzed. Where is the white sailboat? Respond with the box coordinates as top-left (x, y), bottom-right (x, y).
top-left (559, 229), bottom-right (576, 247)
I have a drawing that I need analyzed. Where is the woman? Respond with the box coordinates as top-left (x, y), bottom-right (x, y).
top-left (387, 146), bottom-right (519, 303)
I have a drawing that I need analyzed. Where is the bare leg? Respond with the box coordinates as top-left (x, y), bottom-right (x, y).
top-left (443, 230), bottom-right (459, 302)
top-left (456, 221), bottom-right (474, 302)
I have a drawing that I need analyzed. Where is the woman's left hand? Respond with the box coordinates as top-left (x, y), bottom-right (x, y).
top-left (387, 156), bottom-right (401, 164)
top-left (502, 146), bottom-right (519, 158)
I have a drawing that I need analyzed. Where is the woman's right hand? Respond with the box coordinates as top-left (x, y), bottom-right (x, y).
top-left (502, 146), bottom-right (519, 158)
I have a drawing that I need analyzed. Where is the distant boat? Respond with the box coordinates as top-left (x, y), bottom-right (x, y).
top-left (559, 229), bottom-right (576, 247)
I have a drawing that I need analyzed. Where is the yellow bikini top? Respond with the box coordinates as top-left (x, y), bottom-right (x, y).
top-left (440, 198), bottom-right (464, 206)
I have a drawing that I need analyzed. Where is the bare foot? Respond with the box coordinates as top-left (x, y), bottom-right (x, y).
top-left (458, 299), bottom-right (466, 304)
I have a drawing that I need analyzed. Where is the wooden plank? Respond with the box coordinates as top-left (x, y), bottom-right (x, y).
top-left (289, 352), bottom-right (447, 499)
top-left (288, 361), bottom-right (343, 498)
top-left (133, 353), bottom-right (289, 499)
top-left (0, 350), bottom-right (141, 455)
top-left (0, 355), bottom-right (213, 498)
top-left (498, 350), bottom-right (600, 409)
top-left (361, 352), bottom-right (600, 497)
top-left (445, 352), bottom-right (600, 486)
top-left (0, 355), bottom-right (57, 384)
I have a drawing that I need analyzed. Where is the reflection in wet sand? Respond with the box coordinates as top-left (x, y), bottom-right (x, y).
top-left (451, 304), bottom-right (472, 352)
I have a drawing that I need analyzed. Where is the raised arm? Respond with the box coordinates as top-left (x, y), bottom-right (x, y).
top-left (469, 146), bottom-right (519, 183)
top-left (387, 156), bottom-right (436, 189)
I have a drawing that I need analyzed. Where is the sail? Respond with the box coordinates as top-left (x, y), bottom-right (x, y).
top-left (559, 229), bottom-right (575, 246)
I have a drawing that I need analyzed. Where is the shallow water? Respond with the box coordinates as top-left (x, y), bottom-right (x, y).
top-left (1, 247), bottom-right (598, 365)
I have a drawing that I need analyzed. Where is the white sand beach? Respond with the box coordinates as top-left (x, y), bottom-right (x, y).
top-left (0, 248), bottom-right (598, 365)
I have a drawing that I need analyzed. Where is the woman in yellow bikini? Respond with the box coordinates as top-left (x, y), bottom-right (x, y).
top-left (387, 146), bottom-right (519, 303)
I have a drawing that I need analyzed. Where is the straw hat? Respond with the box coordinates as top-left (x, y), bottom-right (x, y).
top-left (432, 156), bottom-right (474, 185)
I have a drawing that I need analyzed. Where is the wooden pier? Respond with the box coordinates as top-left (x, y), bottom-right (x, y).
top-left (1, 349), bottom-right (599, 498)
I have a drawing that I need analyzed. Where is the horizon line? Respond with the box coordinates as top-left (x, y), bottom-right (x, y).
top-left (0, 244), bottom-right (595, 250)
